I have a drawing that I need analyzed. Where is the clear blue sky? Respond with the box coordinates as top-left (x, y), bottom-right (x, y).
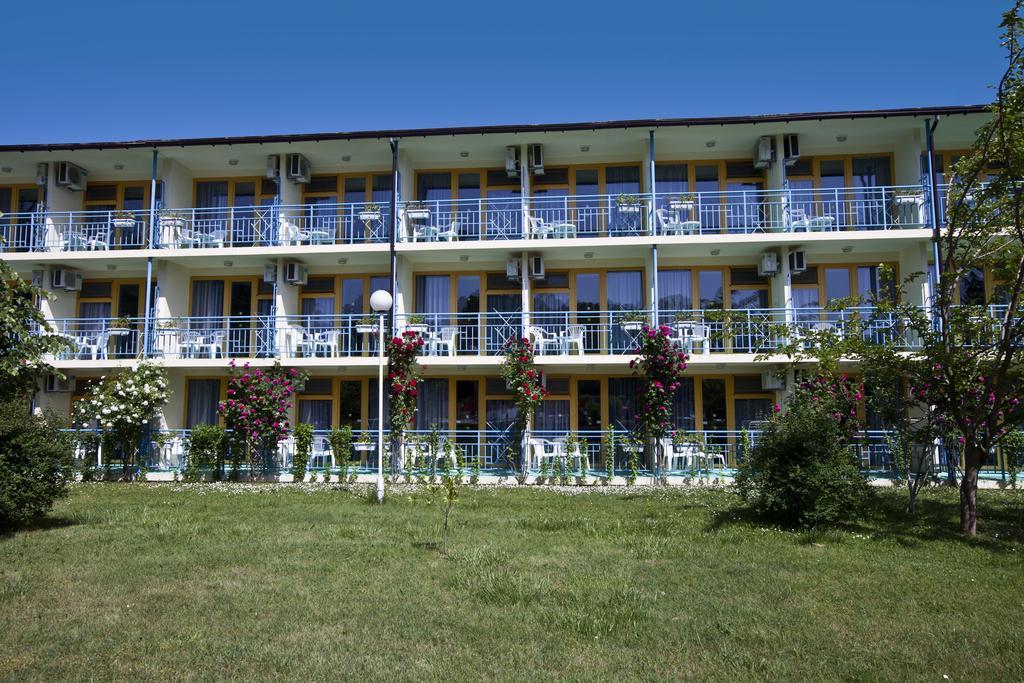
top-left (4, 0), bottom-right (1009, 144)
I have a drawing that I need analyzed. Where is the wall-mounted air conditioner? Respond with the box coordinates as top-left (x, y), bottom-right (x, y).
top-left (55, 161), bottom-right (87, 191)
top-left (783, 134), bottom-right (800, 166)
top-left (263, 264), bottom-right (278, 284)
top-left (286, 154), bottom-right (311, 183)
top-left (529, 144), bottom-right (544, 176)
top-left (753, 136), bottom-right (774, 169)
top-left (65, 272), bottom-right (83, 291)
top-left (35, 163), bottom-right (48, 187)
top-left (45, 374), bottom-right (75, 393)
top-left (284, 261), bottom-right (308, 285)
top-left (51, 269), bottom-right (74, 290)
top-left (31, 269), bottom-right (44, 288)
top-left (528, 255), bottom-right (545, 281)
top-left (506, 258), bottom-right (522, 282)
top-left (266, 155), bottom-right (280, 179)
top-left (757, 252), bottom-right (779, 277)
top-left (788, 250), bottom-right (807, 274)
top-left (505, 146), bottom-right (520, 178)
top-left (761, 371), bottom-right (786, 391)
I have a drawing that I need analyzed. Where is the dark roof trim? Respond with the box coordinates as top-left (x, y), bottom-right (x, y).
top-left (0, 104), bottom-right (988, 152)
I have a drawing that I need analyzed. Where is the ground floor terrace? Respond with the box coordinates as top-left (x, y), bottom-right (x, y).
top-left (60, 367), bottom-right (1021, 482)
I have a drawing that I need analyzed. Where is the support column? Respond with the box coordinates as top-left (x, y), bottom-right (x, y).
top-left (143, 149), bottom-right (157, 355)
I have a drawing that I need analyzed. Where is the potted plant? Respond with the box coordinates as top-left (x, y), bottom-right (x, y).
top-left (112, 210), bottom-right (136, 230)
top-left (668, 193), bottom-right (697, 212)
top-left (405, 201), bottom-right (430, 220)
top-left (353, 433), bottom-right (376, 452)
top-left (107, 316), bottom-right (132, 335)
top-left (403, 313), bottom-right (428, 334)
top-left (159, 209), bottom-right (186, 230)
top-left (153, 318), bottom-right (182, 356)
top-left (355, 314), bottom-right (378, 335)
top-left (620, 311), bottom-right (647, 332)
top-left (616, 193), bottom-right (643, 213)
top-left (891, 187), bottom-right (925, 206)
top-left (358, 202), bottom-right (382, 222)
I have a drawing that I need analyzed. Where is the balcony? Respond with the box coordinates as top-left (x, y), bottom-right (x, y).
top-left (51, 317), bottom-right (145, 360)
top-left (1, 209), bottom-right (150, 252)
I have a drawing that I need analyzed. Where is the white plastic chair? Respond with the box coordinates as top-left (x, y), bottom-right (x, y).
top-left (673, 321), bottom-right (709, 354)
top-left (789, 208), bottom-right (835, 232)
top-left (656, 208), bottom-right (700, 235)
top-left (529, 438), bottom-right (557, 470)
top-left (527, 214), bottom-right (576, 239)
top-left (435, 220), bottom-right (459, 242)
top-left (563, 325), bottom-right (586, 354)
top-left (527, 326), bottom-right (555, 355)
top-left (432, 326), bottom-right (458, 356)
top-left (314, 329), bottom-right (344, 357)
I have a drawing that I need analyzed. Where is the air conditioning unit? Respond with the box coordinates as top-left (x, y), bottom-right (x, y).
top-left (761, 371), bottom-right (786, 391)
top-left (65, 272), bottom-right (83, 291)
top-left (31, 269), bottom-right (44, 288)
top-left (788, 250), bottom-right (807, 274)
top-left (45, 374), bottom-right (75, 393)
top-left (757, 252), bottom-right (780, 277)
top-left (506, 258), bottom-right (522, 282)
top-left (266, 154), bottom-right (280, 179)
top-left (528, 144), bottom-right (544, 176)
top-left (753, 136), bottom-right (775, 169)
top-left (55, 161), bottom-right (87, 191)
top-left (35, 162), bottom-right (48, 187)
top-left (783, 134), bottom-right (801, 166)
top-left (263, 263), bottom-right (278, 284)
top-left (528, 255), bottom-right (545, 280)
top-left (286, 154), bottom-right (311, 183)
top-left (51, 268), bottom-right (72, 290)
top-left (284, 261), bottom-right (308, 285)
top-left (505, 146), bottom-right (520, 178)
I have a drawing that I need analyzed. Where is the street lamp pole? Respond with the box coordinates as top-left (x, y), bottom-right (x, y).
top-left (370, 289), bottom-right (393, 504)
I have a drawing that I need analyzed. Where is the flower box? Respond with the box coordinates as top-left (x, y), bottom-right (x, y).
top-left (621, 321), bottom-right (644, 332)
top-left (406, 209), bottom-right (430, 220)
top-left (617, 204), bottom-right (642, 214)
top-left (892, 193), bottom-right (924, 206)
top-left (358, 210), bottom-right (382, 222)
top-left (353, 442), bottom-right (376, 452)
top-left (112, 218), bottom-right (136, 230)
top-left (355, 324), bottom-right (377, 335)
top-left (668, 200), bottom-right (695, 212)
top-left (403, 324), bottom-right (428, 335)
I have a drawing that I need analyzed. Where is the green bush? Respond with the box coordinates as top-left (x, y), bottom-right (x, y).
top-left (328, 426), bottom-right (353, 482)
top-left (293, 423), bottom-right (313, 483)
top-left (735, 378), bottom-right (871, 527)
top-left (183, 424), bottom-right (224, 482)
top-left (0, 401), bottom-right (74, 529)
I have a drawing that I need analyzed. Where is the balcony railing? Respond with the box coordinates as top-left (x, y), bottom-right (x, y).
top-left (1, 209), bottom-right (150, 252)
top-left (51, 317), bottom-right (146, 360)
top-left (149, 316), bottom-right (278, 359)
top-left (69, 427), bottom-right (1009, 478)
top-left (278, 314), bottom-right (383, 358)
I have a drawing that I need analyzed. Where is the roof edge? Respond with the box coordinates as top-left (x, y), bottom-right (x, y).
top-left (0, 104), bottom-right (989, 153)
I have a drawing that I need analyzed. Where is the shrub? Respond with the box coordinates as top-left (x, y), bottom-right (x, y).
top-left (328, 426), bottom-right (353, 483)
top-left (735, 374), bottom-right (871, 527)
top-left (293, 423), bottom-right (313, 483)
top-left (183, 424), bottom-right (224, 482)
top-left (0, 402), bottom-right (74, 529)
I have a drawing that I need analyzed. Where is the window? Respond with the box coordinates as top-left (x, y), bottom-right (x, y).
top-left (186, 379), bottom-right (221, 427)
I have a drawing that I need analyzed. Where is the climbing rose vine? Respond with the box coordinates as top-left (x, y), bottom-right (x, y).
top-left (501, 337), bottom-right (549, 425)
top-left (629, 324), bottom-right (688, 441)
top-left (388, 330), bottom-right (425, 439)
top-left (219, 361), bottom-right (307, 472)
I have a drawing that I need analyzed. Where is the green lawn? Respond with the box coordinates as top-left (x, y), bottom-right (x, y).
top-left (1, 483), bottom-right (1022, 681)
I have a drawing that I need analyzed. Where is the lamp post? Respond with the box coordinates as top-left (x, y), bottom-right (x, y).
top-left (369, 289), bottom-right (393, 504)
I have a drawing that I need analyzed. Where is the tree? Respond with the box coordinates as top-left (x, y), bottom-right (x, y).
top-left (72, 363), bottom-right (169, 480)
top-left (499, 337), bottom-right (548, 483)
top-left (770, 4), bottom-right (1024, 535)
top-left (0, 260), bottom-right (70, 402)
top-left (219, 361), bottom-right (306, 478)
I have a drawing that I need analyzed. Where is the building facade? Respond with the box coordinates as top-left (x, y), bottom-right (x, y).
top-left (0, 105), bottom-right (998, 477)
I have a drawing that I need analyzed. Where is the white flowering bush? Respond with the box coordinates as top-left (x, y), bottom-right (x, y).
top-left (73, 363), bottom-right (169, 479)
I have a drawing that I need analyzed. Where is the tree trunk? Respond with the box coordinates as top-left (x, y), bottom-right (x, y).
top-left (959, 445), bottom-right (984, 536)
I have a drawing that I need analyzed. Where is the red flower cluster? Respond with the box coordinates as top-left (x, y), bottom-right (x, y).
top-left (387, 330), bottom-right (425, 437)
top-left (501, 337), bottom-right (549, 415)
top-left (219, 360), bottom-right (306, 447)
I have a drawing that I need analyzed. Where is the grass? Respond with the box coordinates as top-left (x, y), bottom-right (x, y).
top-left (1, 483), bottom-right (1023, 681)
